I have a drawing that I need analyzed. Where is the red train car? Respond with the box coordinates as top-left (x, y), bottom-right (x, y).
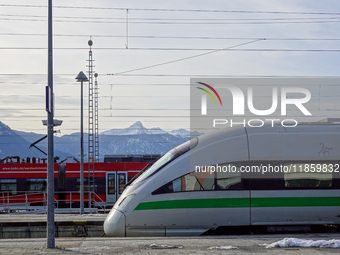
top-left (0, 155), bottom-right (159, 209)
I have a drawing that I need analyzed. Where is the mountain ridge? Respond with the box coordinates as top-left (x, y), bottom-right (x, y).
top-left (100, 121), bottom-right (168, 136)
top-left (1, 121), bottom-right (202, 161)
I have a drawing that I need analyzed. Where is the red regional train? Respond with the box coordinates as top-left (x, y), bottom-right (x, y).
top-left (0, 155), bottom-right (159, 209)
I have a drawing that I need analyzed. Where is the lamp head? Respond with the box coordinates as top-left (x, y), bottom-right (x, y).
top-left (75, 71), bottom-right (88, 82)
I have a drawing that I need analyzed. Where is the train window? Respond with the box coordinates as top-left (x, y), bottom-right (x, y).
top-left (26, 179), bottom-right (47, 192)
top-left (76, 178), bottom-right (98, 193)
top-left (107, 174), bottom-right (115, 194)
top-left (195, 171), bottom-right (215, 191)
top-left (173, 171), bottom-right (214, 192)
top-left (117, 173), bottom-right (126, 194)
top-left (135, 138), bottom-right (199, 184)
top-left (0, 179), bottom-right (17, 195)
top-left (152, 164), bottom-right (243, 195)
top-left (284, 163), bottom-right (332, 188)
top-left (152, 172), bottom-right (208, 194)
top-left (215, 165), bottom-right (242, 190)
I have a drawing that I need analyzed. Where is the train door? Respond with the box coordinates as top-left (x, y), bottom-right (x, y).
top-left (106, 172), bottom-right (127, 204)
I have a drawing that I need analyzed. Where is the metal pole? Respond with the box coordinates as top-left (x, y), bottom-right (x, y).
top-left (80, 80), bottom-right (84, 215)
top-left (87, 39), bottom-right (93, 209)
top-left (47, 0), bottom-right (55, 249)
top-left (76, 71), bottom-right (88, 215)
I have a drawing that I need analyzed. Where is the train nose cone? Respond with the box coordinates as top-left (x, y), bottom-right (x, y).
top-left (104, 209), bottom-right (126, 237)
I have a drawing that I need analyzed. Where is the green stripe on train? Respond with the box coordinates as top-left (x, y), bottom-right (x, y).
top-left (134, 197), bottom-right (340, 211)
top-left (134, 198), bottom-right (249, 210)
top-left (252, 197), bottom-right (340, 207)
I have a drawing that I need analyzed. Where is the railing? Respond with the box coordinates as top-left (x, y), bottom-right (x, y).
top-left (92, 192), bottom-right (106, 213)
top-left (0, 190), bottom-right (107, 213)
top-left (0, 191), bottom-right (10, 211)
top-left (0, 191), bottom-right (47, 211)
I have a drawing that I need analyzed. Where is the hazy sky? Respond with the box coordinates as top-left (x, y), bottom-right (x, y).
top-left (1, 0), bottom-right (340, 135)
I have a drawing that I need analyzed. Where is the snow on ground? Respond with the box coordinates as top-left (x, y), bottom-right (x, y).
top-left (67, 246), bottom-right (112, 251)
top-left (81, 214), bottom-right (103, 216)
top-left (208, 245), bottom-right (238, 250)
top-left (148, 244), bottom-right (183, 249)
top-left (263, 238), bottom-right (340, 248)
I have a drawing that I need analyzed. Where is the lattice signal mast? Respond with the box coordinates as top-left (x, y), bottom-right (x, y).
top-left (86, 38), bottom-right (99, 208)
top-left (94, 73), bottom-right (99, 162)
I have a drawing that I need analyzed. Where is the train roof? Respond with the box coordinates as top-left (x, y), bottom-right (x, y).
top-left (196, 123), bottom-right (340, 161)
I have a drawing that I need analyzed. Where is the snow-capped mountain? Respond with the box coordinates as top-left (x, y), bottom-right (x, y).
top-left (3, 121), bottom-right (202, 161)
top-left (98, 122), bottom-right (202, 157)
top-left (101, 121), bottom-right (167, 136)
top-left (101, 121), bottom-right (200, 137)
top-left (168, 129), bottom-right (191, 137)
top-left (0, 121), bottom-right (33, 158)
top-left (0, 122), bottom-right (68, 159)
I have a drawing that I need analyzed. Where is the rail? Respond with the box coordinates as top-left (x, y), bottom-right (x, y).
top-left (0, 190), bottom-right (107, 213)
top-left (92, 192), bottom-right (107, 213)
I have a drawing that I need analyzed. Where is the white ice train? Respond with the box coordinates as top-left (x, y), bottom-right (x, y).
top-left (104, 123), bottom-right (340, 237)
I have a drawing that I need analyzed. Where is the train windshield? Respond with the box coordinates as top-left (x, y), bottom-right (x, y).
top-left (134, 138), bottom-right (198, 184)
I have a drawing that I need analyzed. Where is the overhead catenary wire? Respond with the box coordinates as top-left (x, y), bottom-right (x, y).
top-left (4, 17), bottom-right (340, 25)
top-left (2, 4), bottom-right (340, 15)
top-left (3, 74), bottom-right (340, 77)
top-left (1, 81), bottom-right (340, 86)
top-left (108, 39), bottom-right (265, 76)
top-left (3, 32), bottom-right (340, 41)
top-left (3, 47), bottom-right (340, 52)
top-left (4, 13), bottom-right (340, 21)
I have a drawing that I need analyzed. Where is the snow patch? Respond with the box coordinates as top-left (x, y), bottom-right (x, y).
top-left (80, 213), bottom-right (102, 217)
top-left (169, 129), bottom-right (203, 138)
top-left (67, 246), bottom-right (112, 251)
top-left (169, 129), bottom-right (191, 137)
top-left (148, 243), bottom-right (183, 249)
top-left (208, 245), bottom-right (238, 250)
top-left (263, 238), bottom-right (340, 248)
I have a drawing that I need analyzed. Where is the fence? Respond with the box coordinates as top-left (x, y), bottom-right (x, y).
top-left (0, 190), bottom-right (107, 213)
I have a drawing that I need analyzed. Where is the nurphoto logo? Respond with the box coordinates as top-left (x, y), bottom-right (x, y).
top-left (191, 78), bottom-right (317, 129)
top-left (196, 82), bottom-right (223, 115)
top-left (198, 83), bottom-right (311, 116)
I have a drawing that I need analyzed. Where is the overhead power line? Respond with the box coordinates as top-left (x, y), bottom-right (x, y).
top-left (3, 17), bottom-right (340, 25)
top-left (3, 74), bottom-right (340, 78)
top-left (0, 82), bottom-right (190, 86)
top-left (2, 32), bottom-right (340, 41)
top-left (3, 47), bottom-right (340, 52)
top-left (2, 82), bottom-right (340, 87)
top-left (1, 4), bottom-right (340, 15)
top-left (4, 13), bottom-right (340, 21)
top-left (108, 39), bottom-right (264, 75)
top-left (0, 108), bottom-right (191, 111)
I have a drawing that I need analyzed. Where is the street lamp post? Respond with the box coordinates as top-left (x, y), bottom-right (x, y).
top-left (76, 71), bottom-right (88, 215)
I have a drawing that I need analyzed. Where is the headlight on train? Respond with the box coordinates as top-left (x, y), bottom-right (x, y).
top-left (117, 194), bottom-right (136, 211)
